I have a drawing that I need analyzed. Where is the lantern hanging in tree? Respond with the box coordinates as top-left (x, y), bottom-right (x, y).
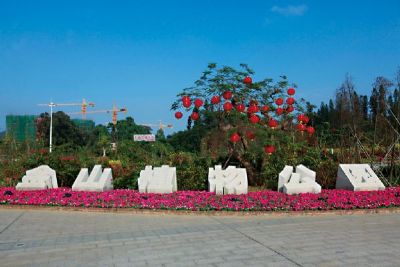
top-left (276, 107), bottom-right (284, 116)
top-left (191, 112), bottom-right (199, 121)
top-left (286, 97), bottom-right (295, 105)
top-left (182, 95), bottom-right (191, 108)
top-left (307, 126), bottom-right (315, 135)
top-left (264, 145), bottom-right (275, 155)
top-left (243, 76), bottom-right (252, 85)
top-left (211, 95), bottom-right (221, 105)
top-left (249, 114), bottom-right (260, 124)
top-left (235, 103), bottom-right (245, 112)
top-left (223, 101), bottom-right (233, 111)
top-left (223, 91), bottom-right (232, 100)
top-left (297, 114), bottom-right (305, 123)
top-left (287, 88), bottom-right (295, 96)
top-left (247, 104), bottom-right (259, 114)
top-left (297, 124), bottom-right (306, 132)
top-left (230, 132), bottom-right (241, 143)
top-left (175, 111), bottom-right (183, 119)
top-left (268, 119), bottom-right (278, 129)
top-left (286, 105), bottom-right (294, 113)
top-left (194, 98), bottom-right (204, 108)
top-left (275, 98), bottom-right (284, 106)
top-left (261, 105), bottom-right (269, 113)
top-left (246, 131), bottom-right (255, 140)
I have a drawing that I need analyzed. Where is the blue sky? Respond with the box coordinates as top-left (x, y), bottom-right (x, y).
top-left (0, 0), bottom-right (399, 133)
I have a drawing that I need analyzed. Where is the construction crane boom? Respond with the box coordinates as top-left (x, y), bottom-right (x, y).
top-left (67, 105), bottom-right (127, 125)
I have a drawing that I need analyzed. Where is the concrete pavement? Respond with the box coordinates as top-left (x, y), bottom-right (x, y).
top-left (0, 209), bottom-right (399, 267)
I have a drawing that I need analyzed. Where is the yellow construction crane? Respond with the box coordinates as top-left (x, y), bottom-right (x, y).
top-left (68, 104), bottom-right (127, 125)
top-left (139, 121), bottom-right (173, 131)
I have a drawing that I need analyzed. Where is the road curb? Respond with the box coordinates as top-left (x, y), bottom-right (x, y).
top-left (1, 204), bottom-right (400, 217)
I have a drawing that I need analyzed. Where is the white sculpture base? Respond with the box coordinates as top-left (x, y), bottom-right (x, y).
top-left (16, 165), bottom-right (58, 191)
top-left (336, 164), bottom-right (385, 191)
top-left (138, 165), bottom-right (177, 194)
top-left (278, 165), bottom-right (321, 195)
top-left (72, 165), bottom-right (113, 192)
top-left (208, 165), bottom-right (248, 195)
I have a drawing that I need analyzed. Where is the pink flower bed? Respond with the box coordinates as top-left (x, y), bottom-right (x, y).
top-left (1, 187), bottom-right (400, 211)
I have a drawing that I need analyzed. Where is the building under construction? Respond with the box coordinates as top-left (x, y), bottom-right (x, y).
top-left (5, 115), bottom-right (95, 142)
top-left (6, 115), bottom-right (38, 142)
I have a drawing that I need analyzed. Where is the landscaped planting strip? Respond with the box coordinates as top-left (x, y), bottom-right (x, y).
top-left (1, 187), bottom-right (400, 212)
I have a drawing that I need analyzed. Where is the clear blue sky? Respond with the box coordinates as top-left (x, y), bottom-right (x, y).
top-left (1, 0), bottom-right (399, 133)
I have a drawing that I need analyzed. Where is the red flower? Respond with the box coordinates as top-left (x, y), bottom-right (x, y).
top-left (194, 98), bottom-right (204, 108)
top-left (223, 102), bottom-right (233, 111)
top-left (223, 91), bottom-right (232, 100)
top-left (243, 76), bottom-right (252, 85)
top-left (175, 111), bottom-right (183, 119)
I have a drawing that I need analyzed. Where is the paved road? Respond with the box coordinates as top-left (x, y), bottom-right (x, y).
top-left (0, 209), bottom-right (399, 267)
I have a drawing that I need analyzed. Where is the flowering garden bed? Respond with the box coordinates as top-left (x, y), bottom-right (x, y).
top-left (1, 187), bottom-right (400, 212)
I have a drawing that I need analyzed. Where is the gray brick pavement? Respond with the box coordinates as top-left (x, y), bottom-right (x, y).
top-left (0, 209), bottom-right (399, 266)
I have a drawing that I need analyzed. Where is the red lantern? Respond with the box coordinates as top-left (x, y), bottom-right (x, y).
top-left (307, 126), bottom-right (315, 135)
top-left (297, 124), bottom-right (306, 131)
top-left (247, 104), bottom-right (259, 114)
top-left (287, 88), bottom-right (295, 96)
top-left (297, 114), bottom-right (305, 123)
top-left (264, 145), bottom-right (276, 155)
top-left (182, 96), bottom-right (191, 108)
top-left (230, 133), bottom-right (241, 143)
top-left (268, 119), bottom-right (278, 129)
top-left (286, 105), bottom-right (294, 113)
top-left (246, 131), bottom-right (255, 140)
top-left (175, 111), bottom-right (183, 119)
top-left (249, 114), bottom-right (260, 124)
top-left (191, 112), bottom-right (199, 121)
top-left (235, 103), bottom-right (245, 112)
top-left (223, 91), bottom-right (232, 100)
top-left (261, 105), bottom-right (269, 113)
top-left (275, 98), bottom-right (284, 106)
top-left (302, 115), bottom-right (310, 124)
top-left (223, 102), bottom-right (233, 111)
top-left (211, 95), bottom-right (221, 105)
top-left (286, 97), bottom-right (295, 105)
top-left (194, 98), bottom-right (204, 108)
top-left (243, 76), bottom-right (252, 85)
top-left (276, 107), bottom-right (284, 116)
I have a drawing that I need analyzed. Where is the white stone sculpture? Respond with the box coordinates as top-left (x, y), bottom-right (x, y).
top-left (16, 165), bottom-right (58, 190)
top-left (138, 165), bottom-right (177, 193)
top-left (278, 165), bottom-right (321, 195)
top-left (336, 164), bottom-right (385, 191)
top-left (208, 165), bottom-right (248, 195)
top-left (72, 165), bottom-right (113, 192)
